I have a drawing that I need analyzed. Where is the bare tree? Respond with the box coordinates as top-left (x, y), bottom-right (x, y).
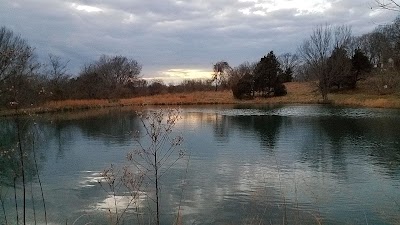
top-left (298, 25), bottom-right (352, 101)
top-left (77, 55), bottom-right (142, 98)
top-left (279, 53), bottom-right (299, 82)
top-left (98, 109), bottom-right (186, 225)
top-left (299, 25), bottom-right (333, 101)
top-left (148, 79), bottom-right (167, 95)
top-left (0, 26), bottom-right (25, 85)
top-left (44, 54), bottom-right (70, 100)
top-left (376, 17), bottom-right (400, 68)
top-left (279, 53), bottom-right (299, 72)
top-left (95, 55), bottom-right (141, 87)
top-left (212, 61), bottom-right (231, 91)
top-left (227, 61), bottom-right (255, 88)
top-left (46, 54), bottom-right (69, 79)
top-left (358, 31), bottom-right (392, 66)
top-left (0, 26), bottom-right (40, 107)
top-left (131, 109), bottom-right (185, 225)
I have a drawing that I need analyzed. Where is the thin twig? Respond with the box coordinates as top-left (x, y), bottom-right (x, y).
top-left (174, 153), bottom-right (190, 225)
top-left (364, 211), bottom-right (369, 225)
top-left (375, 0), bottom-right (400, 11)
top-left (273, 152), bottom-right (287, 225)
top-left (30, 181), bottom-right (37, 225)
top-left (32, 128), bottom-right (48, 225)
top-left (16, 113), bottom-right (26, 225)
top-left (14, 176), bottom-right (19, 225)
top-left (72, 214), bottom-right (89, 225)
top-left (0, 188), bottom-right (8, 225)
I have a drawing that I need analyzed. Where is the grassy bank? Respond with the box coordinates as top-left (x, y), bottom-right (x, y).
top-left (1, 81), bottom-right (399, 117)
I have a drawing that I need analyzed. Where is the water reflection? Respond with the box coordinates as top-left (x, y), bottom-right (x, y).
top-left (213, 113), bottom-right (230, 143)
top-left (230, 114), bottom-right (283, 150)
top-left (0, 105), bottom-right (399, 224)
top-left (46, 109), bottom-right (142, 145)
top-left (0, 118), bottom-right (45, 185)
top-left (313, 114), bottom-right (400, 178)
top-left (178, 105), bottom-right (400, 224)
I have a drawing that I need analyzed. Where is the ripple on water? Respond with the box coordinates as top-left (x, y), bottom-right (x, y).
top-left (183, 105), bottom-right (400, 119)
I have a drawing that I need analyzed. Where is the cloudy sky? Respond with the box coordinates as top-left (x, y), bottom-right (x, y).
top-left (0, 0), bottom-right (398, 83)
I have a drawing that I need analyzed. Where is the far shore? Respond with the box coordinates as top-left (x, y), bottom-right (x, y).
top-left (1, 82), bottom-right (400, 117)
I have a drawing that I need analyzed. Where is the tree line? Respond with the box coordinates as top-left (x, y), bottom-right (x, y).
top-left (222, 17), bottom-right (400, 100)
top-left (298, 18), bottom-right (400, 99)
top-left (213, 51), bottom-right (296, 99)
top-left (0, 26), bottom-right (219, 109)
top-left (2, 15), bottom-right (400, 108)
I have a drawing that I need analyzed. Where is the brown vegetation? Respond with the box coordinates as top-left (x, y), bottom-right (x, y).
top-left (1, 80), bottom-right (399, 117)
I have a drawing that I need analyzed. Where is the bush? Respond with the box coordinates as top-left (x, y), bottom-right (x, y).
top-left (232, 75), bottom-right (253, 99)
top-left (274, 83), bottom-right (287, 96)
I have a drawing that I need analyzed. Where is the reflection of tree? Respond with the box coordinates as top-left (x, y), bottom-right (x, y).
top-left (300, 116), bottom-right (370, 179)
top-left (213, 114), bottom-right (230, 143)
top-left (0, 119), bottom-right (39, 185)
top-left (0, 121), bottom-right (20, 185)
top-left (53, 122), bottom-right (69, 159)
top-left (230, 115), bottom-right (283, 150)
top-left (0, 109), bottom-right (143, 184)
top-left (300, 112), bottom-right (400, 179)
top-left (33, 120), bottom-right (74, 160)
top-left (328, 115), bottom-right (400, 177)
top-left (200, 106), bottom-right (284, 150)
top-left (35, 110), bottom-right (141, 148)
top-left (360, 117), bottom-right (400, 177)
top-left (71, 112), bottom-right (141, 145)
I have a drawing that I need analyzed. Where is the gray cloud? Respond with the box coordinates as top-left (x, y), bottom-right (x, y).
top-left (0, 0), bottom-right (398, 81)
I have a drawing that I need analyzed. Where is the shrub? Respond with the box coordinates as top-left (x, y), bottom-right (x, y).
top-left (274, 83), bottom-right (287, 96)
top-left (232, 75), bottom-right (253, 99)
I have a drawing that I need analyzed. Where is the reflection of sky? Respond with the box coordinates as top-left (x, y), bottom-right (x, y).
top-left (1, 106), bottom-right (400, 224)
top-left (93, 192), bottom-right (147, 212)
top-left (173, 106), bottom-right (400, 224)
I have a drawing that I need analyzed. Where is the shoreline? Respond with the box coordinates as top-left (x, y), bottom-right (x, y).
top-left (1, 82), bottom-right (399, 117)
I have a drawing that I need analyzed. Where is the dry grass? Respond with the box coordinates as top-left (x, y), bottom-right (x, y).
top-left (1, 81), bottom-right (399, 116)
top-left (331, 95), bottom-right (400, 108)
top-left (329, 79), bottom-right (400, 108)
top-left (120, 91), bottom-right (237, 105)
top-left (45, 99), bottom-right (112, 109)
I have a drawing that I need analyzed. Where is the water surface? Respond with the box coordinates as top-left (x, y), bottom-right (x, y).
top-left (0, 105), bottom-right (399, 224)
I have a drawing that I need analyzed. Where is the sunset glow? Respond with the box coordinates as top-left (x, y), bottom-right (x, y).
top-left (150, 68), bottom-right (212, 83)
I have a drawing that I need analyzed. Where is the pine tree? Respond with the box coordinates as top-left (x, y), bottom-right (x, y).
top-left (351, 49), bottom-right (372, 88)
top-left (254, 51), bottom-right (282, 96)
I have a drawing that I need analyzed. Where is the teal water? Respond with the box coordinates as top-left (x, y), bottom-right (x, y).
top-left (0, 105), bottom-right (399, 224)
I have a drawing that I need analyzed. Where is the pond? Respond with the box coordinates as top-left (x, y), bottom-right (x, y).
top-left (0, 105), bottom-right (399, 225)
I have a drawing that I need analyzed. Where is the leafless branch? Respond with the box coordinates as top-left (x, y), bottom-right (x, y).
top-left (375, 0), bottom-right (400, 11)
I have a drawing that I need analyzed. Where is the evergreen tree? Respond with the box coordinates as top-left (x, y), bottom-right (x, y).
top-left (327, 47), bottom-right (352, 89)
top-left (351, 49), bottom-right (372, 88)
top-left (254, 51), bottom-right (282, 96)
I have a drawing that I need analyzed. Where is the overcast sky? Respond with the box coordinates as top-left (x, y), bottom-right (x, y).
top-left (0, 0), bottom-right (398, 83)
